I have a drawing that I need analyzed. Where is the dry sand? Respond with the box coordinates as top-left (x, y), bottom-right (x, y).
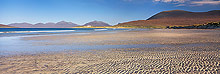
top-left (0, 29), bottom-right (220, 74)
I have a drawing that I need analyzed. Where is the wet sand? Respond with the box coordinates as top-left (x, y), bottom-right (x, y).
top-left (0, 29), bottom-right (220, 74)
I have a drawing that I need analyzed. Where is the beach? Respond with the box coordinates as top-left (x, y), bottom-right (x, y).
top-left (0, 29), bottom-right (220, 74)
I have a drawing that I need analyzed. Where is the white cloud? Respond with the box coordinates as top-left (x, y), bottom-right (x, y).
top-left (153, 0), bottom-right (220, 6)
top-left (153, 0), bottom-right (188, 3)
top-left (191, 0), bottom-right (220, 5)
top-left (123, 0), bottom-right (220, 6)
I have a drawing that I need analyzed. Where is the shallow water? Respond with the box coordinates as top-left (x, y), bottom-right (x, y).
top-left (0, 28), bottom-right (144, 56)
top-left (0, 34), bottom-right (165, 56)
top-left (2, 28), bottom-right (219, 56)
top-left (1, 28), bottom-right (216, 56)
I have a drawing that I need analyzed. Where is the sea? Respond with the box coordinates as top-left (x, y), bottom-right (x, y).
top-left (0, 28), bottom-right (127, 37)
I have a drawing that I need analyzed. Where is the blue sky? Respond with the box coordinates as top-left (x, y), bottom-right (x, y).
top-left (0, 0), bottom-right (220, 25)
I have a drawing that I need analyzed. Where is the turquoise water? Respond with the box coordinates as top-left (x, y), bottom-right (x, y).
top-left (0, 28), bottom-right (128, 37)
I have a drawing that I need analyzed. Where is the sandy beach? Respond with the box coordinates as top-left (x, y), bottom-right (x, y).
top-left (0, 29), bottom-right (220, 74)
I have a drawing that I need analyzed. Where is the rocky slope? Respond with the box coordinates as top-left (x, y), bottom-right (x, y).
top-left (167, 21), bottom-right (220, 29)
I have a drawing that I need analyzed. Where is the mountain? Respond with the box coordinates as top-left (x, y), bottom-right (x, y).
top-left (147, 10), bottom-right (220, 20)
top-left (83, 21), bottom-right (111, 27)
top-left (116, 10), bottom-right (220, 27)
top-left (8, 23), bottom-right (32, 28)
top-left (33, 23), bottom-right (50, 28)
top-left (55, 21), bottom-right (79, 28)
top-left (0, 24), bottom-right (16, 28)
top-left (8, 21), bottom-right (79, 28)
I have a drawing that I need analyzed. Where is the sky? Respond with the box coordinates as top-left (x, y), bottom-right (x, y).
top-left (0, 0), bottom-right (220, 25)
